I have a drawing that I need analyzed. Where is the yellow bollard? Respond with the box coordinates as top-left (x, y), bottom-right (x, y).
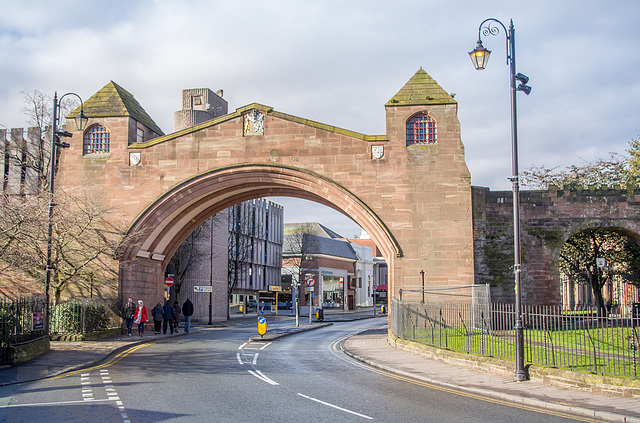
top-left (257, 316), bottom-right (267, 338)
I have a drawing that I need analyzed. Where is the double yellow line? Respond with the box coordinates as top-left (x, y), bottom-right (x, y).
top-left (44, 338), bottom-right (170, 381)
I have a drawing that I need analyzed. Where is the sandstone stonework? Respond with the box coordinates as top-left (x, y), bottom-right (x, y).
top-left (57, 69), bottom-right (475, 310)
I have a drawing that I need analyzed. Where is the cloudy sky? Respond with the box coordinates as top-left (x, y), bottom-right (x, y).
top-left (1, 1), bottom-right (639, 237)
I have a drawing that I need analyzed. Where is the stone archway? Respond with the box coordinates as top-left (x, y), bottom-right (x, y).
top-left (58, 69), bottom-right (475, 314)
top-left (119, 164), bottom-right (402, 306)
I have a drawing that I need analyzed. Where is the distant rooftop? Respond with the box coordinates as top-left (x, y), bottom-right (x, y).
top-left (284, 222), bottom-right (344, 239)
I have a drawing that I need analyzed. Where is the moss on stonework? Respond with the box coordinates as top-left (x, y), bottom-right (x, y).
top-left (386, 68), bottom-right (457, 107)
top-left (526, 227), bottom-right (564, 247)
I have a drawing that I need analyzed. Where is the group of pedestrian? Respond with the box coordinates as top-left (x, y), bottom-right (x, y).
top-left (124, 297), bottom-right (194, 337)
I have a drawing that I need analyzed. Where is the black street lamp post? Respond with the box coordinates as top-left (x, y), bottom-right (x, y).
top-left (45, 92), bottom-right (88, 336)
top-left (469, 19), bottom-right (531, 382)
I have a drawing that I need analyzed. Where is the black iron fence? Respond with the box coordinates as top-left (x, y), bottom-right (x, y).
top-left (391, 297), bottom-right (640, 378)
top-left (0, 297), bottom-right (47, 364)
top-left (0, 297), bottom-right (121, 365)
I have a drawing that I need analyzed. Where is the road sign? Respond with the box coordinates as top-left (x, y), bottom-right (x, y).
top-left (269, 285), bottom-right (282, 292)
top-left (306, 277), bottom-right (315, 287)
top-left (165, 276), bottom-right (174, 287)
top-left (193, 285), bottom-right (212, 293)
top-left (306, 287), bottom-right (314, 292)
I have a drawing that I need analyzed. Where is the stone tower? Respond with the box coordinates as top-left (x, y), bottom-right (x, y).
top-left (173, 88), bottom-right (228, 131)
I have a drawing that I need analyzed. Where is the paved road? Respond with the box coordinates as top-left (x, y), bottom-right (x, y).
top-left (0, 318), bottom-right (595, 422)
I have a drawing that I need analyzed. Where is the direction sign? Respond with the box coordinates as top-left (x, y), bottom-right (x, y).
top-left (165, 276), bottom-right (174, 287)
top-left (193, 285), bottom-right (213, 293)
top-left (306, 277), bottom-right (315, 287)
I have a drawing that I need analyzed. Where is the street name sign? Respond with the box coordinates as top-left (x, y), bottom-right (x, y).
top-left (193, 285), bottom-right (213, 293)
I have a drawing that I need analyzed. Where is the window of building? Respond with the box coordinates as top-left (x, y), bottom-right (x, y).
top-left (83, 125), bottom-right (110, 155)
top-left (136, 127), bottom-right (144, 143)
top-left (406, 113), bottom-right (436, 146)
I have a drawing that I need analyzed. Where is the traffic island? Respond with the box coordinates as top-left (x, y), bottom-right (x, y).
top-left (248, 323), bottom-right (332, 342)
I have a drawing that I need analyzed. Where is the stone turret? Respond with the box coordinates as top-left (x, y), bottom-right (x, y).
top-left (173, 88), bottom-right (228, 132)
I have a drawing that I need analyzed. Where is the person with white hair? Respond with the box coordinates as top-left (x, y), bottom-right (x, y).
top-left (133, 300), bottom-right (148, 337)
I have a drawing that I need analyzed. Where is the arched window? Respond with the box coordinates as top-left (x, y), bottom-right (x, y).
top-left (406, 113), bottom-right (436, 146)
top-left (83, 125), bottom-right (110, 154)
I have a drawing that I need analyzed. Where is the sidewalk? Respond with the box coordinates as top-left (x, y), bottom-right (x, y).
top-left (342, 328), bottom-right (640, 423)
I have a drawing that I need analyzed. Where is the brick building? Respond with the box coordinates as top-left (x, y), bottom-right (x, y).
top-left (282, 223), bottom-right (375, 312)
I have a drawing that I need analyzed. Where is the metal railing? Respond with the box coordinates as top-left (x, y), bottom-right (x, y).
top-left (0, 297), bottom-right (47, 364)
top-left (391, 297), bottom-right (640, 377)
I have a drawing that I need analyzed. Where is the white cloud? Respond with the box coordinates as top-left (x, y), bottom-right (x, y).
top-left (1, 0), bottom-right (639, 231)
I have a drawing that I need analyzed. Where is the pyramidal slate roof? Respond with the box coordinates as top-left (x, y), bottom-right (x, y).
top-left (69, 81), bottom-right (164, 135)
top-left (284, 222), bottom-right (344, 239)
top-left (386, 67), bottom-right (456, 107)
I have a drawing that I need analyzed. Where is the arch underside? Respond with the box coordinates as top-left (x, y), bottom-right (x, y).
top-left (125, 164), bottom-right (402, 270)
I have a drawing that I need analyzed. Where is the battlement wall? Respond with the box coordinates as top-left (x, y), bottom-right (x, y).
top-left (0, 127), bottom-right (51, 196)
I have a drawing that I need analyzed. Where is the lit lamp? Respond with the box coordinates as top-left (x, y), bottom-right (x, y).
top-left (469, 40), bottom-right (491, 70)
top-left (45, 92), bottom-right (88, 337)
top-left (469, 19), bottom-right (530, 382)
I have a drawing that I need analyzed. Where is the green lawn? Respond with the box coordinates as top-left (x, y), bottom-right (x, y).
top-left (403, 325), bottom-right (640, 377)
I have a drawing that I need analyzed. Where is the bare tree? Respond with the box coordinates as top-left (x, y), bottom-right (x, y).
top-left (4, 90), bottom-right (82, 195)
top-left (166, 224), bottom-right (206, 303)
top-left (227, 203), bottom-right (255, 317)
top-left (0, 189), bottom-right (134, 303)
top-left (282, 224), bottom-right (318, 306)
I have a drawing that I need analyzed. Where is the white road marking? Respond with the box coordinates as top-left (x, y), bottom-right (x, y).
top-left (238, 342), bottom-right (247, 349)
top-left (297, 393), bottom-right (373, 420)
top-left (260, 342), bottom-right (272, 350)
top-left (247, 370), bottom-right (279, 385)
top-left (252, 354), bottom-right (259, 365)
top-left (236, 353), bottom-right (244, 364)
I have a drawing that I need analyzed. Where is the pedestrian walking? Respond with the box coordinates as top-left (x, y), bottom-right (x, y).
top-left (163, 299), bottom-right (176, 334)
top-left (124, 297), bottom-right (136, 336)
top-left (173, 300), bottom-right (182, 332)
top-left (151, 302), bottom-right (163, 334)
top-left (182, 298), bottom-right (194, 334)
top-left (134, 300), bottom-right (148, 337)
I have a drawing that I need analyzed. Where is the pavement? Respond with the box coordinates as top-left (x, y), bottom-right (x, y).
top-left (0, 308), bottom-right (638, 423)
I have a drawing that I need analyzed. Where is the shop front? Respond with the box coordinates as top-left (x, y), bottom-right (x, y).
top-left (321, 269), bottom-right (348, 309)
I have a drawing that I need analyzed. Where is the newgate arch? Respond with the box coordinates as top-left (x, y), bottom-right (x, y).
top-left (58, 69), bottom-right (476, 319)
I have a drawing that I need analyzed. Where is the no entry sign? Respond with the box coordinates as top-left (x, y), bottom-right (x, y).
top-left (165, 276), bottom-right (174, 287)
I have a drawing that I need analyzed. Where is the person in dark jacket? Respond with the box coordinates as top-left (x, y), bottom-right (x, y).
top-left (124, 298), bottom-right (136, 336)
top-left (172, 301), bottom-right (182, 332)
top-left (151, 302), bottom-right (164, 334)
top-left (163, 299), bottom-right (176, 334)
top-left (182, 299), bottom-right (194, 334)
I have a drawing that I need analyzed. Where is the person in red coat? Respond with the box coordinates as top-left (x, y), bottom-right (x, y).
top-left (134, 300), bottom-right (148, 337)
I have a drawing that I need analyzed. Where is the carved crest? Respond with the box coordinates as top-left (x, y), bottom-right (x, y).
top-left (129, 152), bottom-right (141, 166)
top-left (372, 145), bottom-right (384, 159)
top-left (243, 110), bottom-right (265, 136)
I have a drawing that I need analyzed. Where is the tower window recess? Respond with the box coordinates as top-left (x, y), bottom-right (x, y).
top-left (83, 125), bottom-right (111, 154)
top-left (406, 113), bottom-right (436, 146)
